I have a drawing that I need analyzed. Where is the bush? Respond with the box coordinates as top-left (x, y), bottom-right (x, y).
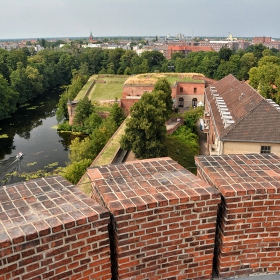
top-left (62, 158), bottom-right (92, 185)
top-left (57, 122), bottom-right (72, 131)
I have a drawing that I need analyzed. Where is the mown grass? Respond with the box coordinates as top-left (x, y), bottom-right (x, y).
top-left (90, 76), bottom-right (128, 101)
top-left (165, 76), bottom-right (204, 85)
top-left (74, 75), bottom-right (98, 101)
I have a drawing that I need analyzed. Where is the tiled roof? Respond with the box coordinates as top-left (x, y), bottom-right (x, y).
top-left (205, 74), bottom-right (280, 142)
top-left (222, 99), bottom-right (280, 142)
top-left (195, 153), bottom-right (280, 196)
top-left (87, 157), bottom-right (219, 214)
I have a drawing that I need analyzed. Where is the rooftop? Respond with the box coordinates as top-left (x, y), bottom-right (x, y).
top-left (205, 74), bottom-right (280, 142)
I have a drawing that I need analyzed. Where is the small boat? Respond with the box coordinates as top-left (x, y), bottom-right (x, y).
top-left (16, 152), bottom-right (24, 160)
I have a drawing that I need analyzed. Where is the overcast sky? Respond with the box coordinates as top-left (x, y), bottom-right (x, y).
top-left (1, 0), bottom-right (279, 40)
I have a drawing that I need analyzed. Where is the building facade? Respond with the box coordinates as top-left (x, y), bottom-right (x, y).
top-left (203, 74), bottom-right (280, 156)
top-left (120, 74), bottom-right (207, 115)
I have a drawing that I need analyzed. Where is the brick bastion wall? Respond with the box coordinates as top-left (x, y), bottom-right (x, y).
top-left (195, 153), bottom-right (280, 279)
top-left (1, 154), bottom-right (280, 279)
top-left (88, 157), bottom-right (220, 279)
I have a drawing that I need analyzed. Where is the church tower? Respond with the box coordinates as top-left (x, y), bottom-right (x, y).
top-left (89, 31), bottom-right (94, 43)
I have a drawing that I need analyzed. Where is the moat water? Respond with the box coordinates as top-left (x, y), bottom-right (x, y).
top-left (0, 89), bottom-right (71, 186)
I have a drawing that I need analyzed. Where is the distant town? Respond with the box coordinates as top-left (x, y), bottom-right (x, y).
top-left (1, 32), bottom-right (280, 58)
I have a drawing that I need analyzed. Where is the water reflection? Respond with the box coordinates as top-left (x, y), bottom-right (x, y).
top-left (0, 89), bottom-right (70, 185)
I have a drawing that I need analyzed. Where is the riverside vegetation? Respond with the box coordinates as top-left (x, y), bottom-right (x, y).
top-left (1, 39), bottom-right (280, 185)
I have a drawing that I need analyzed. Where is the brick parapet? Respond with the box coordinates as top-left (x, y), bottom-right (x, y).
top-left (195, 153), bottom-right (280, 278)
top-left (88, 157), bottom-right (220, 279)
top-left (0, 176), bottom-right (111, 280)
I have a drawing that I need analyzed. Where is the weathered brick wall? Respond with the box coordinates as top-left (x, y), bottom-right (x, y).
top-left (88, 157), bottom-right (220, 280)
top-left (0, 176), bottom-right (111, 280)
top-left (120, 98), bottom-right (139, 115)
top-left (122, 85), bottom-right (154, 98)
top-left (196, 153), bottom-right (280, 279)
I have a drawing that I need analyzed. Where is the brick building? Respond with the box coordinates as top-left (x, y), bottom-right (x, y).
top-left (166, 45), bottom-right (213, 59)
top-left (121, 74), bottom-right (207, 115)
top-left (203, 74), bottom-right (280, 156)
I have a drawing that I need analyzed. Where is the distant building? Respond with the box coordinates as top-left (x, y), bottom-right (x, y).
top-left (199, 40), bottom-right (249, 52)
top-left (253, 36), bottom-right (280, 50)
top-left (89, 31), bottom-right (95, 43)
top-left (253, 36), bottom-right (272, 44)
top-left (166, 45), bottom-right (213, 59)
top-left (0, 42), bottom-right (19, 50)
top-left (34, 45), bottom-right (44, 52)
top-left (203, 74), bottom-right (280, 156)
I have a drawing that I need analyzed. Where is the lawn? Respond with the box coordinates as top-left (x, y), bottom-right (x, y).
top-left (165, 76), bottom-right (204, 85)
top-left (89, 75), bottom-right (128, 101)
top-left (74, 75), bottom-right (98, 101)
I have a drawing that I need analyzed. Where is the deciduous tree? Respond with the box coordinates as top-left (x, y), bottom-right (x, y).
top-left (120, 91), bottom-right (167, 159)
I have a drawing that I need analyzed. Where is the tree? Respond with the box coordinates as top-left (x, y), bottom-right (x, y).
top-left (249, 63), bottom-right (280, 99)
top-left (63, 158), bottom-right (92, 184)
top-left (219, 47), bottom-right (233, 61)
top-left (68, 137), bottom-right (95, 163)
top-left (7, 49), bottom-right (27, 71)
top-left (10, 62), bottom-right (28, 104)
top-left (120, 91), bottom-right (167, 159)
top-left (73, 98), bottom-right (94, 126)
top-left (83, 111), bottom-right (103, 134)
top-left (153, 78), bottom-right (173, 119)
top-left (110, 103), bottom-right (125, 126)
top-left (0, 74), bottom-right (19, 120)
top-left (238, 53), bottom-right (257, 80)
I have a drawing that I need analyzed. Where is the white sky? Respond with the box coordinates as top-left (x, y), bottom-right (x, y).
top-left (1, 0), bottom-right (279, 39)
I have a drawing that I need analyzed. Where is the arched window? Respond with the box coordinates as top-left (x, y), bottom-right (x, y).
top-left (192, 98), bottom-right (197, 108)
top-left (179, 97), bottom-right (184, 107)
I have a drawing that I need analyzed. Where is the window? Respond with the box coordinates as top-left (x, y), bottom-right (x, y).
top-left (192, 98), bottom-right (197, 108)
top-left (180, 87), bottom-right (183, 93)
top-left (178, 97), bottom-right (184, 107)
top-left (194, 87), bottom-right (197, 93)
top-left (260, 146), bottom-right (271, 153)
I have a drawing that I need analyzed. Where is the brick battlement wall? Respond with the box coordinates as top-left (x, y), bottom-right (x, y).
top-left (88, 157), bottom-right (220, 280)
top-left (195, 153), bottom-right (280, 279)
top-left (2, 155), bottom-right (280, 280)
top-left (0, 176), bottom-right (111, 280)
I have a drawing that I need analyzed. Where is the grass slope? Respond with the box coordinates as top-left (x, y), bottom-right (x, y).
top-left (165, 136), bottom-right (198, 174)
top-left (90, 76), bottom-right (128, 101)
top-left (74, 75), bottom-right (98, 101)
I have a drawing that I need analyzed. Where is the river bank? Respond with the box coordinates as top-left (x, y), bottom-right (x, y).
top-left (0, 90), bottom-right (70, 186)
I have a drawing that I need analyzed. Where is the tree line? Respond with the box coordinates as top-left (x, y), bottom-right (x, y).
top-left (1, 42), bottom-right (280, 121)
